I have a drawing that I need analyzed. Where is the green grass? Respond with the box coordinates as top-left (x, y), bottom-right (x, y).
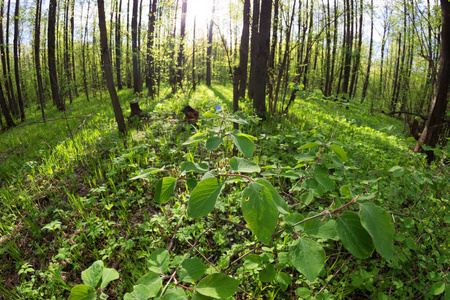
top-left (0, 84), bottom-right (449, 299)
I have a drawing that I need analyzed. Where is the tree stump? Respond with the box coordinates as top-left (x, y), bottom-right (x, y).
top-left (182, 105), bottom-right (199, 125)
top-left (128, 101), bottom-right (143, 119)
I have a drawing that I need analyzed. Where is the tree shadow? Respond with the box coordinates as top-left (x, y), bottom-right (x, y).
top-left (207, 86), bottom-right (233, 107)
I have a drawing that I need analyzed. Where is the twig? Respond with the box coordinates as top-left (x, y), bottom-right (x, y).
top-left (160, 223), bottom-right (214, 297)
top-left (167, 212), bottom-right (186, 253)
top-left (316, 257), bottom-right (350, 294)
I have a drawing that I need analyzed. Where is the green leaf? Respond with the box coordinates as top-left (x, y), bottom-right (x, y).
top-left (226, 116), bottom-right (248, 125)
top-left (100, 267), bottom-right (119, 289)
top-left (203, 111), bottom-right (219, 118)
top-left (315, 175), bottom-right (336, 192)
top-left (130, 168), bottom-right (162, 180)
top-left (259, 264), bottom-right (276, 282)
top-left (389, 166), bottom-right (404, 178)
top-left (196, 273), bottom-right (239, 299)
top-left (229, 157), bottom-right (261, 173)
top-left (288, 238), bottom-right (325, 282)
top-left (242, 182), bottom-right (278, 245)
top-left (124, 272), bottom-right (162, 299)
top-left (205, 137), bottom-right (223, 151)
top-left (181, 161), bottom-right (209, 173)
top-left (335, 211), bottom-right (375, 259)
top-left (275, 272), bottom-right (292, 292)
top-left (299, 142), bottom-right (321, 150)
top-left (177, 258), bottom-right (207, 282)
top-left (255, 179), bottom-right (290, 214)
top-left (82, 260), bottom-right (103, 288)
top-left (183, 133), bottom-right (207, 145)
top-left (154, 177), bottom-right (177, 203)
top-left (188, 177), bottom-right (225, 218)
top-left (428, 281), bottom-right (445, 295)
top-left (340, 184), bottom-right (353, 199)
top-left (231, 133), bottom-right (255, 158)
top-left (328, 144), bottom-right (347, 162)
top-left (69, 285), bottom-right (96, 300)
top-left (359, 203), bottom-right (395, 261)
top-left (243, 254), bottom-right (263, 270)
top-left (304, 217), bottom-right (339, 240)
top-left (147, 249), bottom-right (170, 274)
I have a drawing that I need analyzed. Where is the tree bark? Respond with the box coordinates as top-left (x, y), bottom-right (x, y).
top-left (361, 0), bottom-right (373, 103)
top-left (115, 0), bottom-right (123, 90)
top-left (414, 0), bottom-right (450, 158)
top-left (34, 0), bottom-right (46, 121)
top-left (5, 0), bottom-right (16, 116)
top-left (13, 0), bottom-right (24, 121)
top-left (176, 0), bottom-right (187, 88)
top-left (252, 0), bottom-right (271, 118)
top-left (82, 0), bottom-right (90, 102)
top-left (238, 0), bottom-right (250, 99)
top-left (48, 0), bottom-right (64, 111)
top-left (247, 0), bottom-right (260, 99)
top-left (0, 0), bottom-right (13, 117)
top-left (97, 0), bottom-right (127, 134)
top-left (147, 0), bottom-right (157, 97)
top-left (206, 0), bottom-right (215, 87)
top-left (64, 0), bottom-right (73, 104)
top-left (132, 0), bottom-right (142, 93)
top-left (192, 15), bottom-right (196, 91)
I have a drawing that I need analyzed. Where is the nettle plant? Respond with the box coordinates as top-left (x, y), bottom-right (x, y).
top-left (69, 106), bottom-right (396, 299)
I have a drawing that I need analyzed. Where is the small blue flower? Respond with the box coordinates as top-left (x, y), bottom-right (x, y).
top-left (215, 104), bottom-right (222, 112)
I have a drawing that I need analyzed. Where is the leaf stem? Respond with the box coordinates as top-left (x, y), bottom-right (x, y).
top-left (217, 173), bottom-right (253, 182)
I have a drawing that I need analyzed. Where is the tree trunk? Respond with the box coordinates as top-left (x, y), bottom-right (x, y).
top-left (70, 0), bottom-right (78, 97)
top-left (361, 0), bottom-right (373, 103)
top-left (206, 0), bottom-right (215, 87)
top-left (5, 0), bottom-right (17, 116)
top-left (13, 0), bottom-right (24, 121)
top-left (64, 0), bottom-right (73, 104)
top-left (0, 85), bottom-right (14, 128)
top-left (34, 0), bottom-right (46, 121)
top-left (414, 0), bottom-right (450, 159)
top-left (247, 0), bottom-right (260, 99)
top-left (115, 0), bottom-right (123, 90)
top-left (252, 0), bottom-right (271, 118)
top-left (147, 0), bottom-right (157, 97)
top-left (0, 0), bottom-right (13, 117)
top-left (176, 0), bottom-right (187, 88)
top-left (192, 15), bottom-right (196, 91)
top-left (238, 0), bottom-right (250, 99)
top-left (126, 0), bottom-right (132, 88)
top-left (82, 0), bottom-right (90, 102)
top-left (97, 0), bottom-right (127, 134)
top-left (132, 0), bottom-right (142, 93)
top-left (349, 0), bottom-right (363, 98)
top-left (48, 0), bottom-right (64, 111)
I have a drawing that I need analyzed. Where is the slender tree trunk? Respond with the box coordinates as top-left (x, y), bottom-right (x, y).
top-left (132, 0), bottom-right (142, 93)
top-left (176, 0), bottom-right (187, 88)
top-left (414, 0), bottom-right (450, 158)
top-left (97, 0), bottom-right (126, 134)
top-left (64, 0), bottom-right (73, 104)
top-left (116, 0), bottom-right (123, 90)
top-left (147, 0), bottom-right (157, 97)
top-left (301, 0), bottom-right (314, 88)
top-left (5, 0), bottom-right (16, 116)
top-left (192, 15), bottom-right (196, 91)
top-left (248, 0), bottom-right (260, 100)
top-left (361, 0), bottom-right (373, 103)
top-left (349, 0), bottom-right (363, 98)
top-left (0, 0), bottom-right (13, 117)
top-left (238, 0), bottom-right (250, 99)
top-left (341, 0), bottom-right (353, 94)
top-left (34, 0), bottom-right (45, 121)
top-left (0, 84), bottom-right (14, 128)
top-left (70, 0), bottom-right (78, 97)
top-left (267, 0), bottom-right (278, 111)
top-left (126, 0), bottom-right (132, 88)
top-left (82, 0), bottom-right (90, 102)
top-left (324, 0), bottom-right (332, 96)
top-left (206, 0), bottom-right (215, 87)
top-left (48, 0), bottom-right (64, 111)
top-left (13, 0), bottom-right (24, 121)
top-left (252, 0), bottom-right (271, 118)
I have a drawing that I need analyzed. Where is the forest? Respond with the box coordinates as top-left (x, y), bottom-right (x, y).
top-left (0, 0), bottom-right (449, 298)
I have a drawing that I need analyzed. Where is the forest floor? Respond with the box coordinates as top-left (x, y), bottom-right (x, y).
top-left (0, 84), bottom-right (449, 299)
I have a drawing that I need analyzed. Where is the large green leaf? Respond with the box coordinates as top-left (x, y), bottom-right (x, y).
top-left (389, 166), bottom-right (404, 178)
top-left (124, 272), bottom-right (162, 300)
top-left (196, 273), bottom-right (239, 299)
top-left (328, 144), bottom-right (347, 162)
top-left (335, 211), bottom-right (374, 259)
top-left (242, 182), bottom-right (278, 245)
top-left (288, 238), bottom-right (325, 282)
top-left (177, 258), bottom-right (207, 282)
top-left (229, 157), bottom-right (261, 173)
top-left (259, 264), bottom-right (276, 282)
top-left (299, 142), bottom-right (321, 150)
top-left (154, 177), bottom-right (177, 203)
top-left (68, 285), bottom-right (96, 300)
top-left (183, 133), bottom-right (207, 145)
top-left (359, 203), bottom-right (395, 261)
top-left (100, 267), bottom-right (119, 289)
top-left (188, 177), bottom-right (225, 218)
top-left (304, 217), bottom-right (338, 240)
top-left (255, 179), bottom-right (290, 214)
top-left (231, 133), bottom-right (255, 158)
top-left (181, 161), bottom-right (209, 173)
top-left (205, 137), bottom-right (223, 151)
top-left (147, 249), bottom-right (170, 274)
top-left (314, 175), bottom-right (336, 192)
top-left (81, 260), bottom-right (103, 288)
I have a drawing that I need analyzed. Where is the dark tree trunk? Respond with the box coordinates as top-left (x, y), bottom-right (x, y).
top-left (34, 0), bottom-right (46, 121)
top-left (238, 0), bottom-right (250, 99)
top-left (414, 0), bottom-right (450, 158)
top-left (5, 0), bottom-right (16, 116)
top-left (132, 0), bottom-right (142, 93)
top-left (116, 0), bottom-right (123, 90)
top-left (147, 0), bottom-right (157, 97)
top-left (340, 0), bottom-right (353, 94)
top-left (192, 15), bottom-right (196, 91)
top-left (252, 0), bottom-right (271, 118)
top-left (126, 0), bottom-right (132, 88)
top-left (247, 0), bottom-right (260, 99)
top-left (324, 0), bottom-right (332, 96)
top-left (48, 0), bottom-right (64, 111)
top-left (267, 0), bottom-right (278, 111)
top-left (13, 0), bottom-right (24, 121)
top-left (0, 0), bottom-right (13, 117)
top-left (349, 0), bottom-right (363, 98)
top-left (82, 0), bottom-right (90, 102)
top-left (206, 0), bottom-right (215, 87)
top-left (0, 86), bottom-right (14, 128)
top-left (70, 0), bottom-right (78, 97)
top-left (64, 0), bottom-right (73, 104)
top-left (176, 0), bottom-right (187, 88)
top-left (97, 0), bottom-right (127, 134)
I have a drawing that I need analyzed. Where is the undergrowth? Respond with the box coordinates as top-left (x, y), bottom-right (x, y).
top-left (0, 84), bottom-right (449, 299)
